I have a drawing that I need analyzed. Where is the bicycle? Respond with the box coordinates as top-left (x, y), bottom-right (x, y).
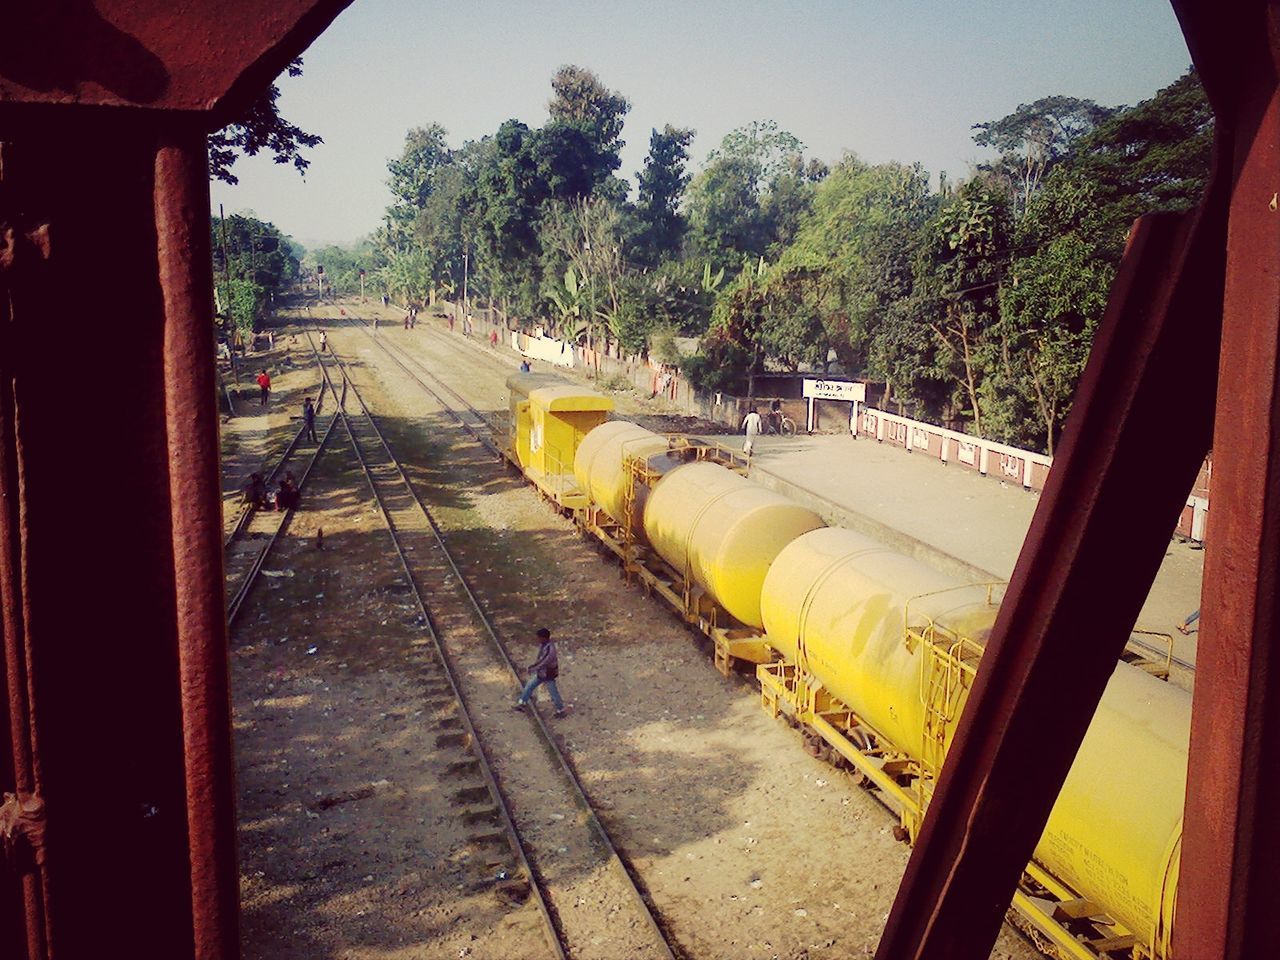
top-left (765, 411), bottom-right (797, 436)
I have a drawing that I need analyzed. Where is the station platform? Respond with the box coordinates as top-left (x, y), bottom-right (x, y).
top-left (738, 432), bottom-right (1204, 668)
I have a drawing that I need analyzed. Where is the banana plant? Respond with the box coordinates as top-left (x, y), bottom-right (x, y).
top-left (548, 266), bottom-right (588, 338)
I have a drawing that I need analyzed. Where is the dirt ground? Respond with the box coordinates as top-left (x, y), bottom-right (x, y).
top-left (220, 302), bottom-right (1036, 960)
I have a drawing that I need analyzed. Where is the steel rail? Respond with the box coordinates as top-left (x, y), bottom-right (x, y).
top-left (312, 325), bottom-right (681, 960)
top-left (224, 360), bottom-right (343, 627)
top-left (346, 316), bottom-right (505, 455)
top-left (303, 329), bottom-right (569, 960)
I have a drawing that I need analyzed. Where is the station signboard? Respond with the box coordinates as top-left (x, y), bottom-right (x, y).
top-left (803, 378), bottom-right (866, 402)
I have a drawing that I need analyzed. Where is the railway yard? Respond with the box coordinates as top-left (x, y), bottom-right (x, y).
top-left (220, 299), bottom-right (1199, 960)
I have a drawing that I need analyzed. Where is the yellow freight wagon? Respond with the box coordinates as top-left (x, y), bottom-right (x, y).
top-left (506, 374), bottom-right (612, 509)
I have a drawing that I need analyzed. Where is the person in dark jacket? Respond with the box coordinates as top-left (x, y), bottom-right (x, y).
top-left (514, 627), bottom-right (568, 717)
top-left (302, 396), bottom-right (317, 442)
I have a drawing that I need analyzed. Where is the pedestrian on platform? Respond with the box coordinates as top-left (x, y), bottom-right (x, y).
top-left (520, 359), bottom-right (531, 373)
top-left (257, 369), bottom-right (271, 406)
top-left (514, 628), bottom-right (568, 718)
top-left (1177, 609), bottom-right (1201, 635)
top-left (742, 406), bottom-right (762, 456)
top-left (319, 331), bottom-right (328, 353)
top-left (490, 328), bottom-right (498, 349)
top-left (404, 312), bottom-right (412, 330)
top-left (303, 397), bottom-right (317, 442)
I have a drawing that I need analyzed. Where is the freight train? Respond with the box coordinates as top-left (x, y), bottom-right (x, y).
top-left (504, 373), bottom-right (1188, 960)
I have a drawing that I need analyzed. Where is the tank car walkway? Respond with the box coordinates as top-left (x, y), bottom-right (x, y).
top-left (741, 434), bottom-right (1204, 668)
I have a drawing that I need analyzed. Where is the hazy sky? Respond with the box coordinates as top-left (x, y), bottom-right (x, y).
top-left (209, 0), bottom-right (1193, 249)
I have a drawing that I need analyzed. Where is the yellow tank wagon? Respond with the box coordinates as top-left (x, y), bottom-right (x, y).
top-left (759, 527), bottom-right (1188, 959)
top-left (506, 374), bottom-right (612, 509)
top-left (572, 422), bottom-right (822, 671)
top-left (527, 419), bottom-right (1187, 957)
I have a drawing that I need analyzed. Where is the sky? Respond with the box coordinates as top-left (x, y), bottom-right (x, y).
top-left (209, 0), bottom-right (1193, 250)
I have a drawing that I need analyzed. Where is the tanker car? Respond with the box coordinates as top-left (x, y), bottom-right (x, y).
top-left (504, 374), bottom-right (1189, 960)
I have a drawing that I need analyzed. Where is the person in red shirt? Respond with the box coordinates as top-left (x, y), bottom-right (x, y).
top-left (257, 369), bottom-right (271, 406)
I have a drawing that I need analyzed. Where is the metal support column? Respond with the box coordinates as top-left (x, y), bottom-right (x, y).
top-left (0, 3), bottom-right (353, 956)
top-left (1173, 2), bottom-right (1280, 955)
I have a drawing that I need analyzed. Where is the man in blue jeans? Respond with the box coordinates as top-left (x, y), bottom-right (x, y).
top-left (514, 627), bottom-right (569, 718)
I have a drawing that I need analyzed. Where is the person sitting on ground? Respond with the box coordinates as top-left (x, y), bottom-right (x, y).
top-left (242, 472), bottom-right (267, 509)
top-left (276, 472), bottom-right (300, 511)
top-left (1177, 609), bottom-right (1200, 635)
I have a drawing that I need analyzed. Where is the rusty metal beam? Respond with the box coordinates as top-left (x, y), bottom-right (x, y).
top-left (874, 159), bottom-right (1231, 959)
top-left (0, 4), bottom-right (353, 957)
top-left (1171, 2), bottom-right (1280, 956)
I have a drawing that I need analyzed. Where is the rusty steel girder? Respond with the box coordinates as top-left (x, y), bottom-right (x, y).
top-left (876, 3), bottom-right (1280, 960)
top-left (0, 4), bottom-right (351, 959)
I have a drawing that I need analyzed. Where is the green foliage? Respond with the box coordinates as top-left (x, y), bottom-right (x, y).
top-left (548, 66), bottom-right (631, 156)
top-left (384, 124), bottom-right (452, 251)
top-left (686, 121), bottom-right (818, 273)
top-left (209, 58), bottom-right (320, 185)
top-left (370, 69), bottom-right (1211, 455)
top-left (973, 95), bottom-right (1115, 216)
top-left (912, 177), bottom-right (1013, 435)
top-left (211, 213), bottom-right (299, 332)
top-left (635, 125), bottom-right (695, 266)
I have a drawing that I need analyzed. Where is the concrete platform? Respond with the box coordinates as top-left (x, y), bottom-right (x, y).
top-left (739, 432), bottom-right (1204, 667)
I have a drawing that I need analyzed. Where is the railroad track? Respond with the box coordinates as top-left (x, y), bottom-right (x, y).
top-left (223, 360), bottom-right (342, 626)
top-left (346, 315), bottom-right (507, 453)
top-left (306, 327), bottom-right (681, 960)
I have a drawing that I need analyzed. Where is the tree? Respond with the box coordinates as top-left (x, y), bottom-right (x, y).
top-left (1065, 68), bottom-right (1211, 260)
top-left (539, 197), bottom-right (627, 357)
top-left (686, 154), bottom-right (770, 271)
top-left (767, 158), bottom-right (933, 389)
top-left (990, 69), bottom-right (1211, 452)
top-left (383, 124), bottom-right (452, 251)
top-left (913, 178), bottom-right (1012, 436)
top-left (973, 95), bottom-right (1114, 218)
top-left (208, 58), bottom-right (321, 185)
top-left (707, 120), bottom-right (804, 182)
top-left (548, 65), bottom-right (631, 156)
top-left (686, 122), bottom-right (813, 272)
top-left (635, 125), bottom-right (695, 266)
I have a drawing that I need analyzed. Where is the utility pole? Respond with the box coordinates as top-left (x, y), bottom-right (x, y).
top-left (462, 247), bottom-right (469, 322)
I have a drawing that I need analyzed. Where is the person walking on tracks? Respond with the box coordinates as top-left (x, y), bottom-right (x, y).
top-left (514, 627), bottom-right (569, 718)
top-left (303, 396), bottom-right (317, 442)
top-left (319, 331), bottom-right (328, 353)
top-left (257, 369), bottom-right (271, 406)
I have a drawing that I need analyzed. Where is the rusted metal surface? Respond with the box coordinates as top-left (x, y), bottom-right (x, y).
top-left (1172, 2), bottom-right (1280, 957)
top-left (0, 4), bottom-right (353, 958)
top-left (156, 128), bottom-right (242, 960)
top-left (0, 2), bottom-right (353, 123)
top-left (875, 173), bottom-right (1231, 958)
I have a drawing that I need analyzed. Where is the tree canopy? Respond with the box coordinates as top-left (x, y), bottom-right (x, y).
top-left (366, 65), bottom-right (1210, 454)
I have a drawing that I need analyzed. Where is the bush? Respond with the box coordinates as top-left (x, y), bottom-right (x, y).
top-left (597, 373), bottom-right (634, 393)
